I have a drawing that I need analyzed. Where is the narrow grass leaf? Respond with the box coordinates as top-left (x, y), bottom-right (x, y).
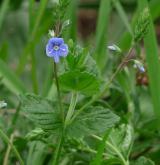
top-left (95, 0), bottom-right (111, 70)
top-left (0, 0), bottom-right (10, 31)
top-left (139, 0), bottom-right (160, 122)
top-left (112, 0), bottom-right (133, 36)
top-left (16, 0), bottom-right (48, 74)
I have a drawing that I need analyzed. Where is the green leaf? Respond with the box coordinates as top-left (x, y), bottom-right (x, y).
top-left (107, 124), bottom-right (133, 159)
top-left (66, 45), bottom-right (100, 77)
top-left (26, 141), bottom-right (47, 165)
top-left (20, 94), bottom-right (62, 132)
top-left (59, 71), bottom-right (100, 95)
top-left (66, 106), bottom-right (120, 138)
top-left (134, 156), bottom-right (155, 165)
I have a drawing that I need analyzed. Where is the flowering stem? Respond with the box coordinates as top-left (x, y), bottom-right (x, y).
top-left (64, 92), bottom-right (78, 127)
top-left (70, 47), bottom-right (134, 123)
top-left (53, 92), bottom-right (78, 164)
top-left (0, 128), bottom-right (24, 165)
top-left (53, 62), bottom-right (64, 122)
top-left (52, 62), bottom-right (65, 165)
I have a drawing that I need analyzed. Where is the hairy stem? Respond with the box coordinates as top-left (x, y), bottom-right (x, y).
top-left (52, 62), bottom-right (65, 164)
top-left (0, 129), bottom-right (24, 165)
top-left (54, 62), bottom-right (64, 122)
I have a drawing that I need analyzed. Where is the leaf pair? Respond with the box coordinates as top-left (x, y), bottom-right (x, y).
top-left (20, 94), bottom-right (120, 139)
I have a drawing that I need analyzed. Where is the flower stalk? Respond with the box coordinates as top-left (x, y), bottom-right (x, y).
top-left (53, 62), bottom-right (64, 122)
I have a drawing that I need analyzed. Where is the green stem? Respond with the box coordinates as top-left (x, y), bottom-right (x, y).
top-left (0, 128), bottom-right (24, 165)
top-left (70, 47), bottom-right (134, 123)
top-left (92, 134), bottom-right (129, 165)
top-left (52, 130), bottom-right (64, 165)
top-left (52, 62), bottom-right (64, 164)
top-left (3, 134), bottom-right (14, 165)
top-left (65, 92), bottom-right (78, 127)
top-left (54, 62), bottom-right (64, 122)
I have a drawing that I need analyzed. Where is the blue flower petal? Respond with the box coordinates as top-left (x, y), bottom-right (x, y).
top-left (59, 44), bottom-right (68, 57)
top-left (46, 44), bottom-right (54, 57)
top-left (49, 37), bottom-right (64, 45)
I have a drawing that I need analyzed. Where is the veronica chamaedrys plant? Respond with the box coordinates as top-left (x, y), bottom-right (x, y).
top-left (46, 37), bottom-right (69, 63)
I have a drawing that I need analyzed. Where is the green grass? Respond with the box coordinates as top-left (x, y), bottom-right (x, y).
top-left (95, 0), bottom-right (111, 70)
top-left (139, 0), bottom-right (160, 123)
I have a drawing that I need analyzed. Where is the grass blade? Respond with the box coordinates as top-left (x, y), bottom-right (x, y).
top-left (139, 0), bottom-right (160, 122)
top-left (95, 0), bottom-right (111, 70)
top-left (16, 0), bottom-right (48, 74)
top-left (112, 0), bottom-right (133, 36)
top-left (0, 0), bottom-right (10, 32)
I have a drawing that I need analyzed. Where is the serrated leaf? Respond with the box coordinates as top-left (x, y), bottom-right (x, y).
top-left (134, 156), bottom-right (155, 165)
top-left (66, 45), bottom-right (100, 76)
top-left (59, 71), bottom-right (100, 95)
top-left (20, 94), bottom-right (62, 132)
top-left (66, 106), bottom-right (120, 138)
top-left (107, 124), bottom-right (134, 159)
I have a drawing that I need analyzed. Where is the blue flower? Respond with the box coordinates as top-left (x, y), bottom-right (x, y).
top-left (46, 37), bottom-right (68, 63)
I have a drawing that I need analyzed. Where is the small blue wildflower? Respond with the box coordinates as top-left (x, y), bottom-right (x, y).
top-left (46, 37), bottom-right (68, 63)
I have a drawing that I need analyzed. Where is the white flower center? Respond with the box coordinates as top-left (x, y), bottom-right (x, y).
top-left (53, 45), bottom-right (59, 51)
